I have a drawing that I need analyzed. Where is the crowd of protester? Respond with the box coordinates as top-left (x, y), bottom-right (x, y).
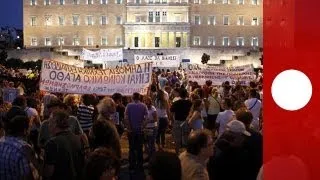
top-left (0, 66), bottom-right (263, 180)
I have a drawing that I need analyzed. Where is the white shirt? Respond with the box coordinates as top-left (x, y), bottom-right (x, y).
top-left (25, 107), bottom-right (39, 130)
top-left (207, 96), bottom-right (220, 115)
top-left (245, 98), bottom-right (262, 122)
top-left (216, 110), bottom-right (235, 136)
top-left (146, 106), bottom-right (157, 128)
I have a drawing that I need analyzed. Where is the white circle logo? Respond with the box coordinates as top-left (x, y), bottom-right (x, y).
top-left (271, 69), bottom-right (312, 111)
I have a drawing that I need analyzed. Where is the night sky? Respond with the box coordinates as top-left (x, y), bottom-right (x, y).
top-left (0, 0), bottom-right (23, 29)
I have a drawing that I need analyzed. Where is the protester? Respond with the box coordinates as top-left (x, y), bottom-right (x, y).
top-left (171, 88), bottom-right (192, 154)
top-left (84, 147), bottom-right (121, 180)
top-left (179, 129), bottom-right (214, 180)
top-left (154, 89), bottom-right (170, 151)
top-left (0, 115), bottom-right (39, 179)
top-left (187, 99), bottom-right (204, 131)
top-left (77, 94), bottom-right (96, 136)
top-left (216, 98), bottom-right (235, 137)
top-left (112, 93), bottom-right (126, 137)
top-left (125, 92), bottom-right (148, 171)
top-left (63, 94), bottom-right (78, 116)
top-left (206, 88), bottom-right (221, 132)
top-left (244, 89), bottom-right (262, 131)
top-left (144, 96), bottom-right (158, 160)
top-left (43, 110), bottom-right (85, 180)
top-left (208, 120), bottom-right (251, 180)
top-left (148, 151), bottom-right (182, 180)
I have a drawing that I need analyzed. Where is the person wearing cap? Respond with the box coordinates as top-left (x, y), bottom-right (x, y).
top-left (43, 110), bottom-right (84, 180)
top-left (236, 108), bottom-right (262, 180)
top-left (207, 120), bottom-right (252, 180)
top-left (244, 89), bottom-right (262, 131)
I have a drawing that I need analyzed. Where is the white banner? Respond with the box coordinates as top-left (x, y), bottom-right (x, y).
top-left (80, 48), bottom-right (123, 62)
top-left (40, 59), bottom-right (152, 96)
top-left (134, 55), bottom-right (180, 67)
top-left (187, 64), bottom-right (255, 85)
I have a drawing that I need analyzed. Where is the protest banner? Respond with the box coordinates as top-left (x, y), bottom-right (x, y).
top-left (80, 48), bottom-right (123, 63)
top-left (134, 55), bottom-right (180, 68)
top-left (3, 88), bottom-right (19, 103)
top-left (40, 59), bottom-right (152, 96)
top-left (187, 64), bottom-right (255, 85)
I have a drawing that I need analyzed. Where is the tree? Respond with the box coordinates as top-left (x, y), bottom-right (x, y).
top-left (0, 50), bottom-right (8, 65)
top-left (4, 58), bottom-right (23, 68)
top-left (201, 53), bottom-right (210, 64)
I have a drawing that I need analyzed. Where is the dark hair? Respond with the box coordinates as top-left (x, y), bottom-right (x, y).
top-left (195, 88), bottom-right (204, 99)
top-left (205, 80), bottom-right (212, 86)
top-left (52, 110), bottom-right (70, 129)
top-left (236, 108), bottom-right (253, 126)
top-left (5, 115), bottom-right (29, 136)
top-left (156, 90), bottom-right (168, 109)
top-left (224, 98), bottom-right (233, 108)
top-left (112, 93), bottom-right (122, 103)
top-left (12, 96), bottom-right (26, 107)
top-left (92, 120), bottom-right (121, 158)
top-left (82, 94), bottom-right (94, 106)
top-left (84, 148), bottom-right (120, 180)
top-left (186, 130), bottom-right (212, 156)
top-left (26, 97), bottom-right (38, 108)
top-left (179, 88), bottom-right (188, 99)
top-left (132, 92), bottom-right (141, 101)
top-left (149, 152), bottom-right (182, 180)
top-left (249, 89), bottom-right (258, 98)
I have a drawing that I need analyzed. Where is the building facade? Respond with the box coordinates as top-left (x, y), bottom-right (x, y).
top-left (23, 0), bottom-right (262, 49)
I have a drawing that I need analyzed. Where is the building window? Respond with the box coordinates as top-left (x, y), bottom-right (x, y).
top-left (59, 16), bottom-right (65, 26)
top-left (73, 15), bottom-right (79, 26)
top-left (208, 0), bottom-right (215, 4)
top-left (193, 36), bottom-right (200, 46)
top-left (195, 15), bottom-right (200, 25)
top-left (223, 37), bottom-right (230, 46)
top-left (252, 17), bottom-right (259, 25)
top-left (30, 0), bottom-right (37, 6)
top-left (236, 37), bottom-right (244, 46)
top-left (58, 37), bottom-right (64, 46)
top-left (223, 0), bottom-right (229, 4)
top-left (87, 37), bottom-right (94, 46)
top-left (148, 12), bottom-right (154, 22)
top-left (73, 0), bottom-right (79, 4)
top-left (101, 0), bottom-right (108, 4)
top-left (44, 15), bottom-right (52, 26)
top-left (87, 16), bottom-right (93, 25)
top-left (136, 0), bottom-right (141, 4)
top-left (116, 16), bottom-right (122, 24)
top-left (31, 17), bottom-right (37, 26)
top-left (149, 0), bottom-right (153, 3)
top-left (162, 12), bottom-right (167, 22)
top-left (116, 36), bottom-right (122, 46)
top-left (237, 16), bottom-right (244, 25)
top-left (116, 0), bottom-right (122, 4)
top-left (31, 38), bottom-right (37, 46)
top-left (134, 37), bottom-right (139, 47)
top-left (194, 0), bottom-right (200, 4)
top-left (223, 16), bottom-right (229, 25)
top-left (155, 0), bottom-right (160, 3)
top-left (87, 0), bottom-right (93, 4)
top-left (208, 36), bottom-right (215, 46)
top-left (44, 0), bottom-right (51, 5)
top-left (59, 0), bottom-right (65, 5)
top-left (238, 0), bottom-right (244, 4)
top-left (155, 12), bottom-right (161, 22)
top-left (208, 16), bottom-right (216, 25)
top-left (101, 37), bottom-right (108, 46)
top-left (155, 37), bottom-right (160, 47)
top-left (73, 38), bottom-right (80, 46)
top-left (101, 16), bottom-right (107, 25)
top-left (251, 37), bottom-right (258, 46)
top-left (162, 0), bottom-right (167, 4)
top-left (252, 0), bottom-right (258, 5)
top-left (45, 38), bottom-right (52, 46)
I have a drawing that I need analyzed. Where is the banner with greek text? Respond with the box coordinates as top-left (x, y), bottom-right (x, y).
top-left (80, 48), bottom-right (123, 62)
top-left (134, 55), bottom-right (180, 67)
top-left (187, 64), bottom-right (255, 85)
top-left (40, 59), bottom-right (152, 96)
